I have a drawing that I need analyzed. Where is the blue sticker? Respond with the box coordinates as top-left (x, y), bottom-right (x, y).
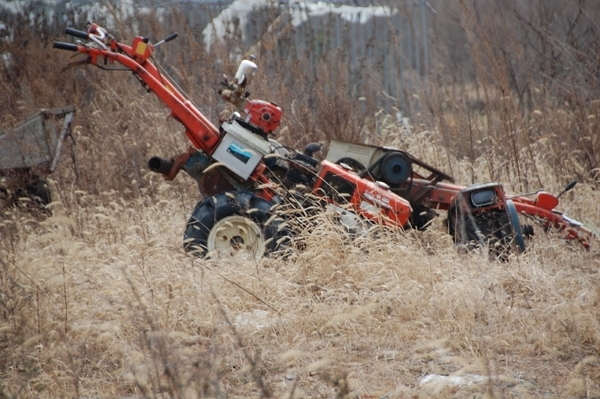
top-left (227, 142), bottom-right (252, 164)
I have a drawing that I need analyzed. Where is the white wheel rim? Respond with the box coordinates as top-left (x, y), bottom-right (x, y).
top-left (207, 215), bottom-right (265, 260)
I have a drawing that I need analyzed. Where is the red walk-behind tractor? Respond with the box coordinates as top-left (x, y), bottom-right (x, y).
top-left (53, 24), bottom-right (596, 259)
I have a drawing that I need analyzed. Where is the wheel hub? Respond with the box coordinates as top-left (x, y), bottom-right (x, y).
top-left (207, 215), bottom-right (265, 260)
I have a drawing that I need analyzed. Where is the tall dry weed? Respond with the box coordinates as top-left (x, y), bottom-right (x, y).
top-left (1, 2), bottom-right (600, 398)
top-left (2, 182), bottom-right (600, 398)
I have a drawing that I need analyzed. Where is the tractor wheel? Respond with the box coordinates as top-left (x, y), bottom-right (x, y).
top-left (505, 199), bottom-right (526, 253)
top-left (184, 190), bottom-right (288, 259)
top-left (409, 204), bottom-right (438, 231)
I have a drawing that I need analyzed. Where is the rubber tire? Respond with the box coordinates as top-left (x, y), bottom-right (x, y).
top-left (409, 204), bottom-right (437, 231)
top-left (184, 190), bottom-right (287, 258)
top-left (24, 179), bottom-right (52, 205)
top-left (505, 199), bottom-right (526, 253)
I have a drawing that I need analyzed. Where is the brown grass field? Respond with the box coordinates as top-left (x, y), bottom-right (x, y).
top-left (1, 1), bottom-right (600, 398)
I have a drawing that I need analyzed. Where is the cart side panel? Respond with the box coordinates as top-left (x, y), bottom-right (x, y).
top-left (0, 113), bottom-right (56, 171)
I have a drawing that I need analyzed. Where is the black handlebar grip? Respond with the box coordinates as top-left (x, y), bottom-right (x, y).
top-left (164, 33), bottom-right (178, 42)
top-left (65, 27), bottom-right (89, 39)
top-left (53, 42), bottom-right (79, 52)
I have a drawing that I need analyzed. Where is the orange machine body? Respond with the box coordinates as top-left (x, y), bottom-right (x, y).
top-left (313, 160), bottom-right (412, 228)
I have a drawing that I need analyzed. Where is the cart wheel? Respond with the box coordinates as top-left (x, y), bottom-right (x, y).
top-left (25, 179), bottom-right (52, 206)
top-left (184, 190), bottom-right (288, 259)
top-left (506, 199), bottom-right (526, 253)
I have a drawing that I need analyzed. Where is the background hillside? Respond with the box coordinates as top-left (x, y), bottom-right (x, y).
top-left (1, 1), bottom-right (599, 398)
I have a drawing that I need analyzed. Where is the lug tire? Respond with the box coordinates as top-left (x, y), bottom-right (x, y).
top-left (184, 190), bottom-right (287, 259)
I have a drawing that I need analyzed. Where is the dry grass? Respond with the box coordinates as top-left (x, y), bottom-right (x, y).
top-left (2, 3), bottom-right (600, 398)
top-left (1, 180), bottom-right (599, 398)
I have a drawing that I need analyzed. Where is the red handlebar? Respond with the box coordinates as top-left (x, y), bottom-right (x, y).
top-left (55, 24), bottom-right (221, 155)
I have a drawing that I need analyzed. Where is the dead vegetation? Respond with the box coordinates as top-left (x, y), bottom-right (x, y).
top-left (1, 189), bottom-right (599, 398)
top-left (1, 1), bottom-right (600, 398)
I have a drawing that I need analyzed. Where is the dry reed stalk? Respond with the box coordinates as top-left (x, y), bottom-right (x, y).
top-left (1, 3), bottom-right (600, 398)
